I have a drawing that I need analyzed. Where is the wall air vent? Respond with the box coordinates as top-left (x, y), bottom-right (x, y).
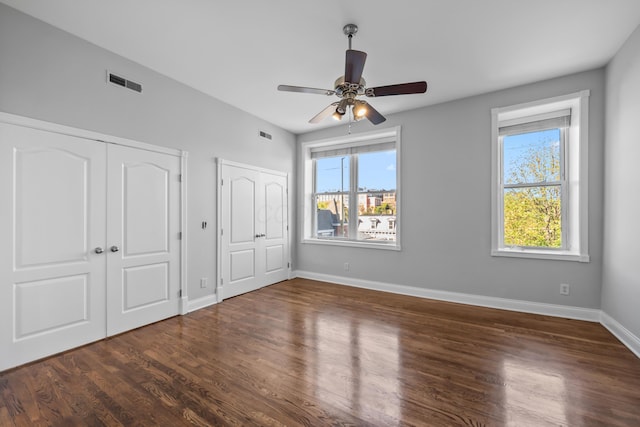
top-left (259, 131), bottom-right (272, 140)
top-left (107, 71), bottom-right (142, 93)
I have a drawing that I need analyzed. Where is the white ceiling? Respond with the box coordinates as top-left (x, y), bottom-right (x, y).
top-left (3, 1), bottom-right (640, 134)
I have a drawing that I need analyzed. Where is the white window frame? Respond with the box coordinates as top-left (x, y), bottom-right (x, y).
top-left (300, 126), bottom-right (401, 251)
top-left (491, 91), bottom-right (590, 262)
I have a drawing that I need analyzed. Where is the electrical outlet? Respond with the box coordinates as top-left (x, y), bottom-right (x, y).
top-left (560, 283), bottom-right (570, 296)
top-left (200, 278), bottom-right (208, 288)
top-left (344, 262), bottom-right (350, 271)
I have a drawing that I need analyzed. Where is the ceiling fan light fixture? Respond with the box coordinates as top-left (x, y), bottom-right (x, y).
top-left (277, 23), bottom-right (428, 127)
top-left (354, 100), bottom-right (368, 117)
top-left (335, 98), bottom-right (349, 116)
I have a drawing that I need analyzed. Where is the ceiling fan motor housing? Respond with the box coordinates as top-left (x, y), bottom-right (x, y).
top-left (334, 76), bottom-right (366, 98)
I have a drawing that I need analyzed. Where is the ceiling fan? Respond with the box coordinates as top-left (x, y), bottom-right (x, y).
top-left (278, 24), bottom-right (427, 125)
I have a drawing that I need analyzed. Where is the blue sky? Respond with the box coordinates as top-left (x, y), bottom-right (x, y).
top-left (503, 129), bottom-right (560, 183)
top-left (316, 150), bottom-right (396, 193)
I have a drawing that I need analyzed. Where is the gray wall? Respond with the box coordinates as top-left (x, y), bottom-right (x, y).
top-left (602, 25), bottom-right (640, 337)
top-left (1, 3), bottom-right (618, 315)
top-left (297, 69), bottom-right (605, 309)
top-left (0, 4), bottom-right (297, 302)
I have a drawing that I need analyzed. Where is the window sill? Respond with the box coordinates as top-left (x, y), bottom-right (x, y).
top-left (303, 238), bottom-right (401, 251)
top-left (491, 248), bottom-right (589, 262)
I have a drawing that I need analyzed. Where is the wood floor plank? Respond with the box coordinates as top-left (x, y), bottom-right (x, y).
top-left (1, 278), bottom-right (639, 426)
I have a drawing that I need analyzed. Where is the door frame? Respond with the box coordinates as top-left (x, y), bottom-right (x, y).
top-left (216, 158), bottom-right (291, 302)
top-left (0, 112), bottom-right (189, 314)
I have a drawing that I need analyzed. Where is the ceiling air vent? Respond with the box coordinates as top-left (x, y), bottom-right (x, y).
top-left (107, 71), bottom-right (142, 93)
top-left (259, 131), bottom-right (272, 140)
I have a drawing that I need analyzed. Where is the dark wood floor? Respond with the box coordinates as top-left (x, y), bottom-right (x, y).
top-left (1, 278), bottom-right (639, 426)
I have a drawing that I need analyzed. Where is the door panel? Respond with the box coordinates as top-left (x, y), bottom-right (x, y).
top-left (264, 181), bottom-right (284, 239)
top-left (0, 123), bottom-right (106, 371)
top-left (261, 174), bottom-right (289, 284)
top-left (106, 145), bottom-right (180, 336)
top-left (265, 245), bottom-right (284, 272)
top-left (14, 148), bottom-right (89, 268)
top-left (124, 163), bottom-right (170, 256)
top-left (222, 166), bottom-right (259, 298)
top-left (230, 177), bottom-right (256, 243)
top-left (14, 274), bottom-right (89, 339)
top-left (123, 263), bottom-right (169, 310)
top-left (220, 163), bottom-right (288, 300)
top-left (230, 250), bottom-right (256, 282)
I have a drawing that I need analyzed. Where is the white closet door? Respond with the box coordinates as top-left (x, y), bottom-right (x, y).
top-left (220, 162), bottom-right (288, 300)
top-left (221, 164), bottom-right (261, 299)
top-left (0, 123), bottom-right (107, 371)
top-left (260, 172), bottom-right (289, 286)
top-left (106, 144), bottom-right (181, 336)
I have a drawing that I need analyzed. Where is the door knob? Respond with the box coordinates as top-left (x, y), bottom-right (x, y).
top-left (94, 247), bottom-right (104, 254)
top-left (110, 245), bottom-right (120, 252)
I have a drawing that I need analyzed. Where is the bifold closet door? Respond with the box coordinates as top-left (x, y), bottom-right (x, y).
top-left (260, 172), bottom-right (289, 287)
top-left (220, 163), bottom-right (288, 300)
top-left (0, 119), bottom-right (182, 371)
top-left (106, 144), bottom-right (181, 336)
top-left (0, 123), bottom-right (107, 371)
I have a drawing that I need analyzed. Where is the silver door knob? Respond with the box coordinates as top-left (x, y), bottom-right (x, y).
top-left (110, 245), bottom-right (120, 252)
top-left (95, 247), bottom-right (104, 254)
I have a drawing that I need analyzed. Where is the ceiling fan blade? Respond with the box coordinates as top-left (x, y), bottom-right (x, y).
top-left (344, 50), bottom-right (367, 83)
top-left (278, 85), bottom-right (335, 96)
top-left (309, 102), bottom-right (339, 124)
top-left (366, 81), bottom-right (427, 97)
top-left (363, 102), bottom-right (386, 125)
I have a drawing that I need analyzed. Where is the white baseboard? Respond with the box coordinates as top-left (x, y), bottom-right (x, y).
top-left (600, 312), bottom-right (640, 359)
top-left (186, 294), bottom-right (218, 313)
top-left (179, 296), bottom-right (189, 315)
top-left (293, 270), bottom-right (601, 322)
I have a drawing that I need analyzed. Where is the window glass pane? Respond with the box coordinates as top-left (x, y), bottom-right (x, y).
top-left (316, 156), bottom-right (349, 194)
top-left (316, 194), bottom-right (349, 238)
top-left (357, 150), bottom-right (396, 191)
top-left (503, 129), bottom-right (561, 185)
top-left (503, 186), bottom-right (561, 248)
top-left (356, 150), bottom-right (397, 242)
top-left (357, 192), bottom-right (396, 241)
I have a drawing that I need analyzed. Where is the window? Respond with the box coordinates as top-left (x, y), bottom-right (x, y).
top-left (301, 127), bottom-right (400, 249)
top-left (491, 91), bottom-right (589, 262)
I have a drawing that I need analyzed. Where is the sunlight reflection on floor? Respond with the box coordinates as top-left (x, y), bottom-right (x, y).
top-left (306, 313), bottom-right (402, 424)
top-left (502, 359), bottom-right (568, 426)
